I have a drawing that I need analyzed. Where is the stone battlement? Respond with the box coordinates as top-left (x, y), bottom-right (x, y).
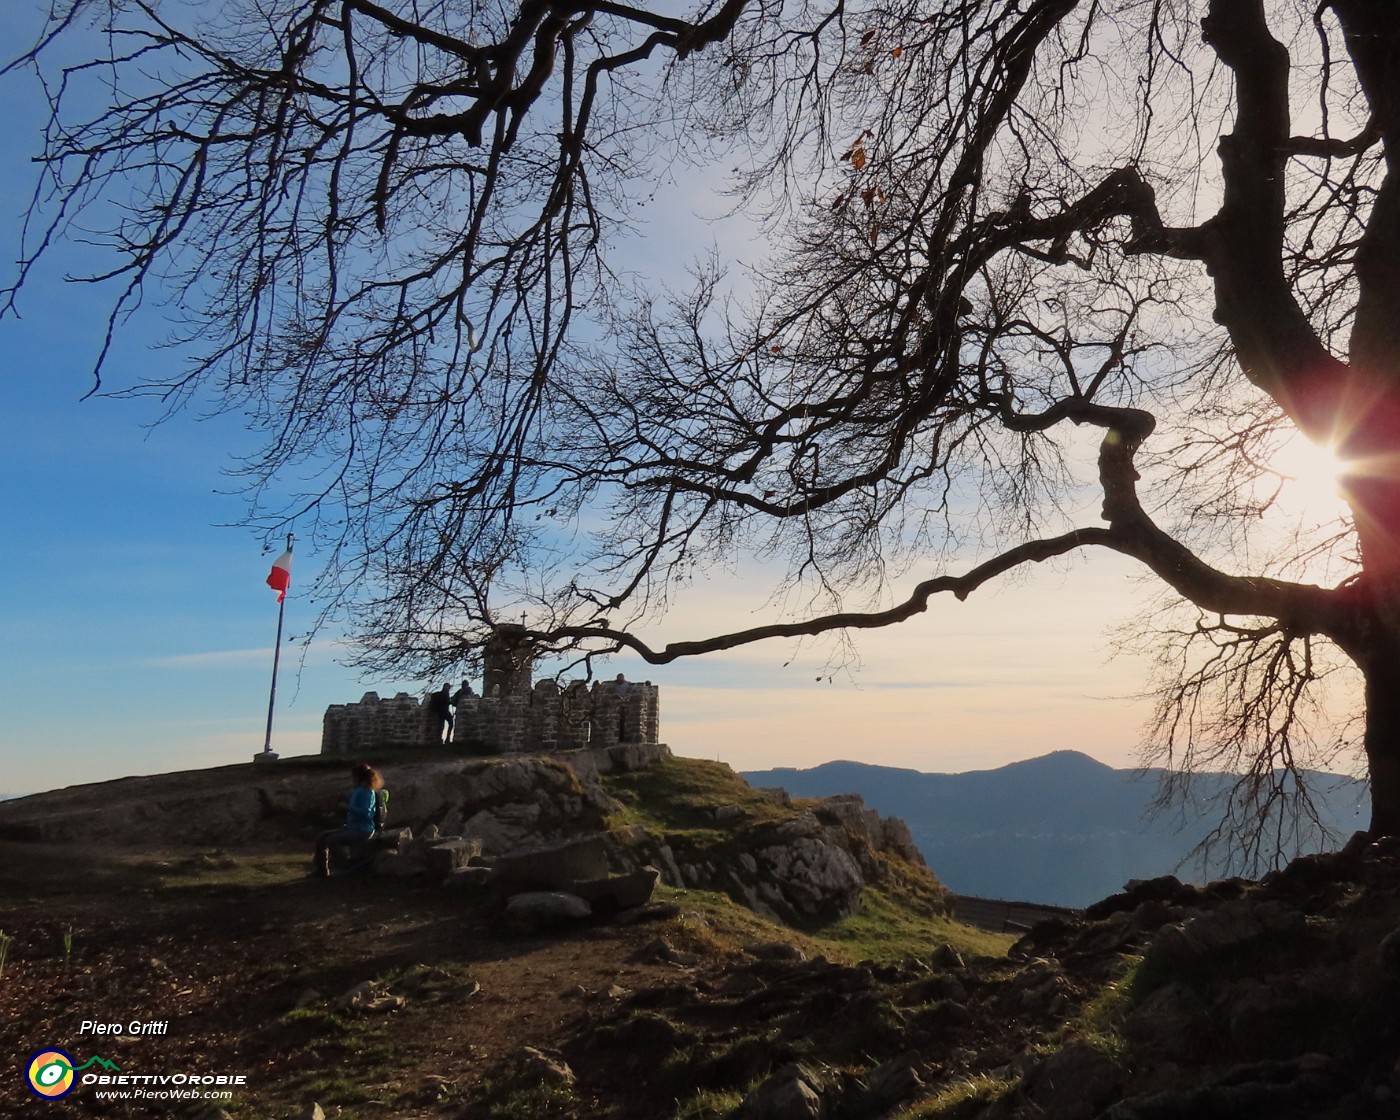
top-left (321, 691), bottom-right (426, 754)
top-left (320, 678), bottom-right (661, 756)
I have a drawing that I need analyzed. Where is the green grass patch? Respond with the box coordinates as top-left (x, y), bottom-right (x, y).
top-left (1058, 955), bottom-right (1144, 1049)
top-left (279, 1007), bottom-right (355, 1036)
top-left (602, 756), bottom-right (807, 835)
top-left (293, 1072), bottom-right (379, 1109)
top-left (652, 884), bottom-right (792, 956)
top-left (475, 1075), bottom-right (577, 1119)
top-left (893, 1074), bottom-right (1016, 1119)
top-left (145, 851), bottom-right (309, 890)
top-left (803, 886), bottom-right (1014, 964)
top-left (825, 994), bottom-right (909, 1063)
top-left (671, 1087), bottom-right (744, 1119)
top-left (650, 878), bottom-right (1010, 970)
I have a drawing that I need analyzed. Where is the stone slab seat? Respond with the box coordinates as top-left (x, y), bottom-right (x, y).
top-left (334, 826), bottom-right (414, 870)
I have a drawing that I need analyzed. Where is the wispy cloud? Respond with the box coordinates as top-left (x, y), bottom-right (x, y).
top-left (146, 636), bottom-right (354, 670)
top-left (145, 647), bottom-right (276, 668)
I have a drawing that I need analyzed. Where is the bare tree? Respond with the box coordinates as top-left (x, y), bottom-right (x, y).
top-left (8, 1), bottom-right (1400, 836)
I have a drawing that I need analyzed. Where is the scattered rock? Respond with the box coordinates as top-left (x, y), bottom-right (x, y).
top-left (744, 940), bottom-right (806, 962)
top-left (633, 936), bottom-right (701, 967)
top-left (515, 1046), bottom-right (575, 1085)
top-left (900, 974), bottom-right (968, 1005)
top-left (335, 981), bottom-right (404, 1014)
top-left (860, 1051), bottom-right (923, 1111)
top-left (501, 891), bottom-right (592, 934)
top-left (444, 865), bottom-right (494, 889)
top-left (614, 901), bottom-right (681, 924)
top-left (426, 836), bottom-right (484, 875)
top-left (739, 1062), bottom-right (826, 1120)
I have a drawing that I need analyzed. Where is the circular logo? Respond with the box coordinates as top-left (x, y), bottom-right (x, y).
top-left (26, 1048), bottom-right (76, 1099)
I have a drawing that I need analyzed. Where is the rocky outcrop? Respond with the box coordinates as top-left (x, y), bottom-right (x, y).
top-left (605, 793), bottom-right (937, 924)
top-left (555, 833), bottom-right (1400, 1120)
top-left (0, 745), bottom-right (668, 850)
top-left (0, 744), bottom-right (933, 935)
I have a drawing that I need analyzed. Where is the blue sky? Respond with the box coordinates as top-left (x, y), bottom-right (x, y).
top-left (0, 3), bottom-right (1172, 798)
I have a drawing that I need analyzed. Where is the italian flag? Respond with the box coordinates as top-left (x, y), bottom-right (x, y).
top-left (266, 549), bottom-right (293, 602)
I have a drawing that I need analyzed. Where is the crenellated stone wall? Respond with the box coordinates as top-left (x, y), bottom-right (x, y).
top-left (451, 678), bottom-right (660, 753)
top-left (321, 691), bottom-right (429, 754)
top-left (321, 622), bottom-right (665, 756)
top-left (321, 677), bottom-right (661, 756)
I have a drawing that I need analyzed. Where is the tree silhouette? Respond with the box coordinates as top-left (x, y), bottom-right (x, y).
top-left (7, 1), bottom-right (1399, 841)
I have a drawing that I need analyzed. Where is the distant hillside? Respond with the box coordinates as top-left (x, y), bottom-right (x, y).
top-left (743, 750), bottom-right (1369, 907)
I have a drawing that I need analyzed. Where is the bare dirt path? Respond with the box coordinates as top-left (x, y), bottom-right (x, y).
top-left (0, 842), bottom-right (708, 1119)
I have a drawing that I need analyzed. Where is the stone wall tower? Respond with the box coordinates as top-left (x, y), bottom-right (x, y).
top-left (482, 623), bottom-right (534, 698)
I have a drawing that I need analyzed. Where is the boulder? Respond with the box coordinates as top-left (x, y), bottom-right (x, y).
top-left (502, 891), bottom-right (592, 934)
top-left (860, 1052), bottom-right (923, 1112)
top-left (739, 1063), bottom-right (826, 1120)
top-left (426, 836), bottom-right (484, 876)
top-left (443, 866), bottom-right (494, 889)
top-left (754, 837), bottom-right (864, 918)
top-left (491, 835), bottom-right (610, 893)
top-left (1145, 899), bottom-right (1307, 976)
top-left (515, 1046), bottom-right (575, 1085)
top-left (565, 867), bottom-right (659, 912)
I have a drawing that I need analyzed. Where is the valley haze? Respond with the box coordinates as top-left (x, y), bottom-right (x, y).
top-left (744, 750), bottom-right (1369, 908)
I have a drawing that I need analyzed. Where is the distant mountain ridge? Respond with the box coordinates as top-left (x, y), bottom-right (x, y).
top-left (742, 750), bottom-right (1369, 907)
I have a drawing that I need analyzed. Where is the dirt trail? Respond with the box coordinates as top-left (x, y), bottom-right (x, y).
top-left (0, 841), bottom-right (709, 1118)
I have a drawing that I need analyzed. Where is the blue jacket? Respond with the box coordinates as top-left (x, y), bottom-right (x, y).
top-left (345, 785), bottom-right (376, 835)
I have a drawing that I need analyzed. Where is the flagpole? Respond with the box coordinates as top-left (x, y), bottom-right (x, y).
top-left (260, 532), bottom-right (294, 761)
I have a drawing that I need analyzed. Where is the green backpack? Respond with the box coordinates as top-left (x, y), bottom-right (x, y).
top-left (374, 788), bottom-right (390, 831)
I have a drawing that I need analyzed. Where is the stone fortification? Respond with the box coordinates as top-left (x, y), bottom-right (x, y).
top-left (450, 678), bottom-right (660, 755)
top-left (320, 624), bottom-right (661, 756)
top-left (320, 679), bottom-right (661, 756)
top-left (321, 691), bottom-right (428, 754)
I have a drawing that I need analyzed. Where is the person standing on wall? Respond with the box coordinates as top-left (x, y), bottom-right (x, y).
top-left (426, 684), bottom-right (454, 745)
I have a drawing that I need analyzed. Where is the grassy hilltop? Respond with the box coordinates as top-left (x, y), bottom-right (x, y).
top-left (3, 752), bottom-right (1399, 1119)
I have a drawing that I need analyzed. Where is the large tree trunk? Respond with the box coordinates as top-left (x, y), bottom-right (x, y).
top-left (1363, 641), bottom-right (1400, 837)
top-left (1346, 401), bottom-right (1400, 838)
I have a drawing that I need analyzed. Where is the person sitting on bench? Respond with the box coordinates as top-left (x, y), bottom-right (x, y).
top-left (312, 763), bottom-right (383, 877)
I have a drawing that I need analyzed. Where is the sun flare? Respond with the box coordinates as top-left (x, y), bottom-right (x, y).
top-left (1269, 430), bottom-right (1351, 522)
